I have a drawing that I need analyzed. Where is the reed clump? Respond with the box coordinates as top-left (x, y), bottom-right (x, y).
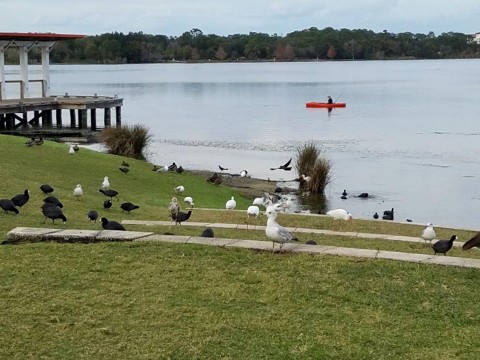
top-left (100, 124), bottom-right (152, 159)
top-left (295, 142), bottom-right (331, 194)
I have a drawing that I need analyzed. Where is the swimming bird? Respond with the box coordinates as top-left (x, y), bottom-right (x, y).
top-left (101, 217), bottom-right (126, 231)
top-left (168, 162), bottom-right (177, 172)
top-left (382, 208), bottom-right (394, 220)
top-left (174, 185), bottom-right (185, 193)
top-left (240, 170), bottom-right (248, 177)
top-left (357, 193), bottom-right (369, 198)
top-left (69, 145), bottom-right (75, 154)
top-left (25, 137), bottom-right (36, 146)
top-left (326, 209), bottom-right (353, 220)
top-left (168, 197), bottom-right (181, 217)
top-left (373, 212), bottom-right (379, 219)
top-left (184, 196), bottom-right (194, 208)
top-left (11, 189), bottom-right (30, 207)
top-left (34, 137), bottom-right (44, 146)
top-left (462, 232), bottom-right (480, 250)
top-left (218, 165), bottom-right (229, 171)
top-left (172, 210), bottom-right (192, 225)
top-left (421, 223), bottom-right (436, 245)
top-left (119, 166), bottom-right (129, 174)
top-left (120, 202), bottom-right (140, 213)
top-left (73, 184), bottom-right (83, 199)
top-left (40, 184), bottom-right (54, 194)
top-left (341, 195), bottom-right (347, 200)
top-left (87, 210), bottom-right (99, 222)
top-left (99, 189), bottom-right (119, 201)
top-left (43, 196), bottom-right (63, 208)
top-left (226, 196), bottom-right (236, 210)
top-left (0, 199), bottom-right (19, 214)
top-left (42, 205), bottom-right (67, 224)
top-left (432, 235), bottom-right (457, 255)
top-left (121, 160), bottom-right (129, 167)
top-left (201, 227), bottom-right (214, 238)
top-left (103, 199), bottom-right (112, 210)
top-left (101, 176), bottom-right (110, 190)
top-left (265, 206), bottom-right (298, 251)
top-left (270, 158), bottom-right (292, 171)
top-left (246, 205), bottom-right (260, 229)
top-left (342, 189), bottom-right (348, 196)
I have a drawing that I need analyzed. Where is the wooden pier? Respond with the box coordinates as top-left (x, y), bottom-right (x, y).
top-left (0, 94), bottom-right (123, 138)
top-left (0, 32), bottom-right (123, 141)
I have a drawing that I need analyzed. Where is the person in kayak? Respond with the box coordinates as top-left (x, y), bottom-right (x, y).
top-left (327, 96), bottom-right (333, 104)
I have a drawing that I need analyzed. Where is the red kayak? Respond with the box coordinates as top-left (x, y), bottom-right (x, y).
top-left (306, 102), bottom-right (346, 108)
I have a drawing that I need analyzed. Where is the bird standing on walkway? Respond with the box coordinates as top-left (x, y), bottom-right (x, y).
top-left (421, 223), bottom-right (436, 245)
top-left (265, 206), bottom-right (298, 251)
top-left (432, 235), bottom-right (457, 255)
top-left (101, 217), bottom-right (126, 231)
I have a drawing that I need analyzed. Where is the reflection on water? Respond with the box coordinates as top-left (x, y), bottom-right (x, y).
top-left (51, 60), bottom-right (480, 229)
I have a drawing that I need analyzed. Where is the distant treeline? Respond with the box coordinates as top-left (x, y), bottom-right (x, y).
top-left (6, 27), bottom-right (480, 64)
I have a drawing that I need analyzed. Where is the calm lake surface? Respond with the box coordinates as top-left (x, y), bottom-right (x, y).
top-left (18, 60), bottom-right (480, 229)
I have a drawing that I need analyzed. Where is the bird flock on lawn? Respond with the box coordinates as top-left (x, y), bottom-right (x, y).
top-left (9, 141), bottom-right (479, 257)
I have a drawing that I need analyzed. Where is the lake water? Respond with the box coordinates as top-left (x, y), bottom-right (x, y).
top-left (13, 60), bottom-right (480, 229)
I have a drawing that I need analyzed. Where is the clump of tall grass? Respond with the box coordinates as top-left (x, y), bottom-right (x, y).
top-left (99, 124), bottom-right (152, 159)
top-left (295, 142), bottom-right (332, 194)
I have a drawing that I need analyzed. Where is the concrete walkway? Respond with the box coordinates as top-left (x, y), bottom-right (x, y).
top-left (3, 226), bottom-right (480, 269)
top-left (121, 220), bottom-right (470, 248)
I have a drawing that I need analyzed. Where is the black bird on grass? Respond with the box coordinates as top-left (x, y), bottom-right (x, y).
top-left (432, 235), bottom-right (457, 255)
top-left (270, 158), bottom-right (292, 171)
top-left (103, 199), bottom-right (112, 209)
top-left (0, 199), bottom-right (19, 214)
top-left (11, 189), bottom-right (30, 207)
top-left (176, 166), bottom-right (184, 173)
top-left (171, 210), bottom-right (192, 225)
top-left (119, 167), bottom-right (129, 174)
top-left (200, 227), bottom-right (214, 238)
top-left (121, 160), bottom-right (130, 167)
top-left (168, 162), bottom-right (177, 171)
top-left (43, 196), bottom-right (63, 208)
top-left (40, 184), bottom-right (54, 194)
top-left (120, 202), bottom-right (139, 213)
top-left (99, 189), bottom-right (119, 201)
top-left (42, 205), bottom-right (67, 224)
top-left (462, 232), bottom-right (480, 250)
top-left (382, 208), bottom-right (394, 220)
top-left (88, 210), bottom-right (99, 222)
top-left (101, 217), bottom-right (126, 231)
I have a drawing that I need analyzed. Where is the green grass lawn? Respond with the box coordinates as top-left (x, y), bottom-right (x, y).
top-left (1, 134), bottom-right (480, 359)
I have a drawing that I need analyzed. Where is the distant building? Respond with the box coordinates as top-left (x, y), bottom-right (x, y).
top-left (474, 32), bottom-right (480, 45)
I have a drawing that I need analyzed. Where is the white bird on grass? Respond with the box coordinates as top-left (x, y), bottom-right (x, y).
top-left (174, 185), bottom-right (185, 193)
top-left (326, 208), bottom-right (353, 220)
top-left (421, 223), bottom-right (436, 245)
top-left (73, 184), bottom-right (83, 199)
top-left (184, 196), bottom-right (194, 208)
top-left (253, 197), bottom-right (265, 206)
top-left (101, 176), bottom-right (110, 190)
top-left (265, 206), bottom-right (298, 251)
top-left (226, 196), bottom-right (236, 210)
top-left (246, 205), bottom-right (260, 229)
top-left (69, 145), bottom-right (75, 155)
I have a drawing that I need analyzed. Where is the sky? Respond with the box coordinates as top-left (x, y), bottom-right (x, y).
top-left (1, 0), bottom-right (479, 37)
